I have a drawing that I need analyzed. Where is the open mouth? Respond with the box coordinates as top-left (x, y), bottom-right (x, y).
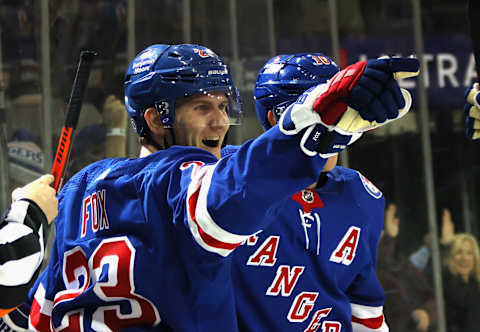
top-left (202, 137), bottom-right (220, 147)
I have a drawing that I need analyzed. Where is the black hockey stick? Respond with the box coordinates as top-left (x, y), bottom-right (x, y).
top-left (51, 50), bottom-right (97, 192)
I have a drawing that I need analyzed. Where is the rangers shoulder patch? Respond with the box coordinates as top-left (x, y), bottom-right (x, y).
top-left (358, 172), bottom-right (382, 199)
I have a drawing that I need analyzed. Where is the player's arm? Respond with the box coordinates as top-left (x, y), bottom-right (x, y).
top-left (0, 175), bottom-right (57, 314)
top-left (207, 56), bottom-right (419, 235)
top-left (172, 129), bottom-right (328, 257)
top-left (347, 176), bottom-right (388, 332)
top-left (181, 57), bottom-right (419, 258)
top-left (0, 232), bottom-right (64, 330)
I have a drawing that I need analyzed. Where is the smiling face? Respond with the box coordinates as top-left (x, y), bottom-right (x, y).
top-left (452, 239), bottom-right (475, 282)
top-left (172, 91), bottom-right (230, 159)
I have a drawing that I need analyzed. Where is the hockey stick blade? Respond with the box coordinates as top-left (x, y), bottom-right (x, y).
top-left (51, 50), bottom-right (98, 192)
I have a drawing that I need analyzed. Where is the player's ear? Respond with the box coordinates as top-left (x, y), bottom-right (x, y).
top-left (267, 110), bottom-right (277, 127)
top-left (144, 107), bottom-right (165, 134)
top-left (143, 107), bottom-right (170, 152)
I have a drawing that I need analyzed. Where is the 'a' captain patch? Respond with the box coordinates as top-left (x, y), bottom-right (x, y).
top-left (358, 172), bottom-right (382, 199)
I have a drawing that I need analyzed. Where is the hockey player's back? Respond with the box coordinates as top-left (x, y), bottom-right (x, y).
top-left (233, 166), bottom-right (387, 331)
top-left (33, 148), bottom-right (237, 331)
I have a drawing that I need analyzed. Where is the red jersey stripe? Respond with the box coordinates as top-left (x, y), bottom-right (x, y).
top-left (352, 314), bottom-right (384, 329)
top-left (188, 188), bottom-right (243, 251)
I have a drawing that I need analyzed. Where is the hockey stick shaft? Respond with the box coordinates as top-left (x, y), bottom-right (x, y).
top-left (51, 50), bottom-right (97, 192)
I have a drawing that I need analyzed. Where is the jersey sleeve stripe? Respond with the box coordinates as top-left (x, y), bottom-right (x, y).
top-left (350, 303), bottom-right (383, 318)
top-left (188, 188), bottom-right (238, 252)
top-left (0, 222), bottom-right (33, 246)
top-left (188, 188), bottom-right (242, 252)
top-left (0, 231), bottom-right (39, 264)
top-left (0, 199), bottom-right (46, 287)
top-left (186, 163), bottom-right (250, 256)
top-left (351, 315), bottom-right (384, 330)
top-left (194, 164), bottom-right (251, 243)
top-left (29, 284), bottom-right (53, 332)
top-left (351, 303), bottom-right (387, 331)
top-left (0, 251), bottom-right (42, 286)
top-left (4, 200), bottom-right (29, 225)
top-left (0, 220), bottom-right (44, 286)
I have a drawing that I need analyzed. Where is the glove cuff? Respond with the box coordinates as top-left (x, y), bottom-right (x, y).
top-left (300, 124), bottom-right (362, 157)
top-left (278, 84), bottom-right (325, 135)
top-left (466, 83), bottom-right (480, 109)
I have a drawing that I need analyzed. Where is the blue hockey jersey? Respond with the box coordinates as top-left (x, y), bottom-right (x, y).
top-left (9, 127), bottom-right (327, 332)
top-left (230, 165), bottom-right (389, 332)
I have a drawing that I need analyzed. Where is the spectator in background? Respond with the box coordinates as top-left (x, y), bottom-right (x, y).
top-left (406, 207), bottom-right (480, 331)
top-left (7, 129), bottom-right (43, 175)
top-left (442, 232), bottom-right (480, 331)
top-left (68, 123), bottom-right (106, 176)
top-left (68, 94), bottom-right (127, 178)
top-left (409, 208), bottom-right (455, 272)
top-left (377, 203), bottom-right (437, 332)
top-left (95, 1), bottom-right (129, 98)
top-left (7, 129), bottom-right (44, 195)
top-left (96, 0), bottom-right (127, 56)
top-left (5, 59), bottom-right (65, 150)
top-left (0, 0), bottom-right (37, 62)
top-left (101, 94), bottom-right (127, 157)
top-left (6, 86), bottom-right (126, 188)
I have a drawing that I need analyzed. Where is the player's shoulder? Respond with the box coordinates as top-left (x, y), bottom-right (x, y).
top-left (137, 146), bottom-right (219, 176)
top-left (60, 158), bottom-right (126, 195)
top-left (96, 147), bottom-right (216, 178)
top-left (221, 144), bottom-right (241, 157)
top-left (154, 145), bottom-right (218, 164)
top-left (330, 166), bottom-right (384, 201)
top-left (331, 167), bottom-right (385, 236)
top-left (60, 147), bottom-right (218, 198)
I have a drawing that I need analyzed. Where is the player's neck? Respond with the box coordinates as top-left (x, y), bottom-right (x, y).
top-left (139, 146), bottom-right (153, 157)
top-left (309, 172), bottom-right (329, 189)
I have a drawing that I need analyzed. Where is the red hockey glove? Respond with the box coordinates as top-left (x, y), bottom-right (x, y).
top-left (313, 56), bottom-right (419, 132)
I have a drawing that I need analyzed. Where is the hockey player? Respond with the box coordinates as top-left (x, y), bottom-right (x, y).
top-left (228, 53), bottom-right (419, 331)
top-left (0, 44), bottom-right (418, 331)
top-left (0, 174), bottom-right (57, 317)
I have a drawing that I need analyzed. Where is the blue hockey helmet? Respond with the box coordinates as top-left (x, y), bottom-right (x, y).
top-left (254, 53), bottom-right (340, 130)
top-left (124, 44), bottom-right (242, 136)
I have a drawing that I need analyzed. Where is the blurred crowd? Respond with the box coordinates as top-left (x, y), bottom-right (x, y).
top-left (378, 203), bottom-right (480, 331)
top-left (0, 0), bottom-right (129, 191)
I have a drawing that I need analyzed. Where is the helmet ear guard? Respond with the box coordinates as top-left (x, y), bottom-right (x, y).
top-left (153, 101), bottom-right (172, 126)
